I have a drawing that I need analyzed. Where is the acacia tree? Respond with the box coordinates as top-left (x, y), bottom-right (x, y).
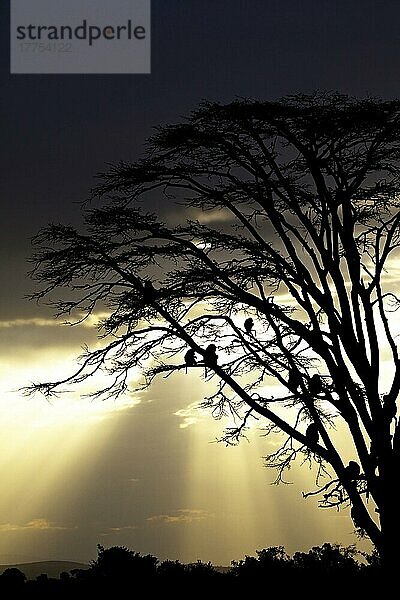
top-left (27, 93), bottom-right (400, 569)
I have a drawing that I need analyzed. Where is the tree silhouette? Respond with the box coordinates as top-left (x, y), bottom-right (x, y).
top-left (292, 542), bottom-right (359, 574)
top-left (157, 559), bottom-right (187, 579)
top-left (90, 544), bottom-right (158, 580)
top-left (0, 567), bottom-right (26, 587)
top-left (186, 560), bottom-right (219, 579)
top-left (26, 92), bottom-right (400, 570)
top-left (231, 546), bottom-right (290, 578)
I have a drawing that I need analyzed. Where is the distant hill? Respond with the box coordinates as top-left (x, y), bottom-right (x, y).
top-left (0, 561), bottom-right (88, 580)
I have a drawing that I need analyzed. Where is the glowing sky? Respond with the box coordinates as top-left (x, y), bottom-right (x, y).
top-left (0, 319), bottom-right (363, 564)
top-left (2, 0), bottom-right (400, 565)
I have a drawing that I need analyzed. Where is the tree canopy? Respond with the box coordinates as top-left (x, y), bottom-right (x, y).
top-left (27, 92), bottom-right (400, 567)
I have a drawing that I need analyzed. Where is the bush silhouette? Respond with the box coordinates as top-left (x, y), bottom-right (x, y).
top-left (4, 541), bottom-right (381, 594)
top-left (231, 546), bottom-right (290, 577)
top-left (90, 544), bottom-right (158, 580)
top-left (1, 567), bottom-right (26, 586)
top-left (157, 559), bottom-right (187, 578)
top-left (293, 543), bottom-right (359, 573)
top-left (186, 560), bottom-right (219, 579)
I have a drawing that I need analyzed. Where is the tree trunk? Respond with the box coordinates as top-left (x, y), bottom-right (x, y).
top-left (378, 484), bottom-right (400, 574)
top-left (379, 521), bottom-right (400, 573)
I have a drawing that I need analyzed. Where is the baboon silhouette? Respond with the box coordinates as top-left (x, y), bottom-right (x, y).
top-left (305, 423), bottom-right (319, 445)
top-left (184, 349), bottom-right (196, 373)
top-left (344, 461), bottom-right (360, 480)
top-left (288, 370), bottom-right (302, 391)
top-left (244, 317), bottom-right (254, 334)
top-left (203, 344), bottom-right (218, 375)
top-left (142, 280), bottom-right (156, 303)
top-left (308, 374), bottom-right (323, 396)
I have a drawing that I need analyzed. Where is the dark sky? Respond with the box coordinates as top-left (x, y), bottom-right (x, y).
top-left (2, 0), bottom-right (400, 317)
top-left (0, 0), bottom-right (400, 564)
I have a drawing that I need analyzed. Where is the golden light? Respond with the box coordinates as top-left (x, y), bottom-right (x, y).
top-left (0, 332), bottom-right (142, 558)
top-left (164, 370), bottom-right (363, 564)
top-left (0, 286), bottom-right (384, 562)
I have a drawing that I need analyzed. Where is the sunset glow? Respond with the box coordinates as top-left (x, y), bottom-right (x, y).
top-left (3, 0), bottom-right (400, 573)
top-left (0, 324), bottom-right (374, 563)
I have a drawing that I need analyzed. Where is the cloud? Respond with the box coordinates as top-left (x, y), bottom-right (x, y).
top-left (0, 312), bottom-right (110, 330)
top-left (0, 318), bottom-right (60, 329)
top-left (0, 319), bottom-right (99, 354)
top-left (168, 207), bottom-right (233, 225)
top-left (108, 525), bottom-right (137, 533)
top-left (188, 208), bottom-right (232, 224)
top-left (146, 509), bottom-right (214, 525)
top-left (100, 524), bottom-right (137, 536)
top-left (0, 518), bottom-right (68, 532)
top-left (174, 402), bottom-right (204, 429)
